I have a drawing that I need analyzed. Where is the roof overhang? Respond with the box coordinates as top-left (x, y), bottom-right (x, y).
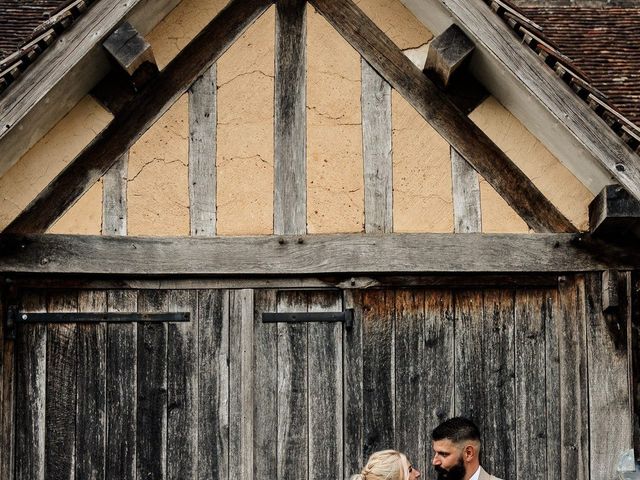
top-left (401, 0), bottom-right (640, 198)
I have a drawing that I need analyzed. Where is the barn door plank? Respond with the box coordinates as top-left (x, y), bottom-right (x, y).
top-left (46, 291), bottom-right (78, 480)
top-left (343, 290), bottom-right (364, 478)
top-left (277, 291), bottom-right (308, 479)
top-left (1, 290), bottom-right (15, 480)
top-left (481, 290), bottom-right (515, 480)
top-left (586, 272), bottom-right (633, 479)
top-left (423, 289), bottom-right (454, 478)
top-left (106, 290), bottom-right (137, 480)
top-left (515, 289), bottom-right (550, 480)
top-left (557, 275), bottom-right (589, 480)
top-left (76, 291), bottom-right (107, 480)
top-left (137, 290), bottom-right (169, 480)
top-left (15, 291), bottom-right (46, 480)
top-left (362, 289), bottom-right (395, 457)
top-left (308, 291), bottom-right (343, 480)
top-left (167, 290), bottom-right (199, 479)
top-left (395, 290), bottom-right (427, 468)
top-left (198, 289), bottom-right (229, 480)
top-left (229, 290), bottom-right (254, 480)
top-left (544, 287), bottom-right (561, 480)
top-left (253, 289), bottom-right (278, 480)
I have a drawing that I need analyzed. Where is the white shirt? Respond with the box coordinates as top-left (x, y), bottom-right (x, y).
top-left (469, 466), bottom-right (481, 480)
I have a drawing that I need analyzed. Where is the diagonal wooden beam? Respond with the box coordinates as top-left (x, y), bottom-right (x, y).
top-left (3, 0), bottom-right (273, 235)
top-left (308, 0), bottom-right (577, 233)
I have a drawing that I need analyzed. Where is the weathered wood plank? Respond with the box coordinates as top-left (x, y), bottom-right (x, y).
top-left (343, 289), bottom-right (364, 478)
top-left (46, 291), bottom-right (78, 480)
top-left (103, 21), bottom-right (157, 78)
top-left (307, 0), bottom-right (577, 233)
top-left (3, 233), bottom-right (636, 276)
top-left (3, 0), bottom-right (273, 235)
top-left (197, 289), bottom-right (229, 480)
top-left (276, 291), bottom-right (308, 479)
top-left (189, 66), bottom-right (217, 237)
top-left (253, 289), bottom-right (278, 479)
top-left (629, 271), bottom-right (640, 461)
top-left (76, 290), bottom-right (107, 480)
top-left (274, 0), bottom-right (307, 236)
top-left (0, 289), bottom-right (15, 480)
top-left (229, 290), bottom-right (254, 480)
top-left (102, 153), bottom-right (128, 236)
top-left (545, 287), bottom-right (562, 480)
top-left (394, 290), bottom-right (427, 471)
top-left (167, 290), bottom-right (199, 479)
top-left (451, 147), bottom-right (481, 233)
top-left (362, 289), bottom-right (394, 457)
top-left (557, 275), bottom-right (589, 480)
top-left (423, 289), bottom-right (454, 479)
top-left (514, 289), bottom-right (548, 480)
top-left (424, 24), bottom-right (475, 87)
top-left (105, 290), bottom-right (137, 480)
top-left (481, 289), bottom-right (515, 480)
top-left (308, 291), bottom-right (343, 480)
top-left (137, 290), bottom-right (168, 480)
top-left (15, 292), bottom-right (46, 480)
top-left (602, 269), bottom-right (620, 313)
top-left (586, 272), bottom-right (633, 479)
top-left (362, 60), bottom-right (393, 234)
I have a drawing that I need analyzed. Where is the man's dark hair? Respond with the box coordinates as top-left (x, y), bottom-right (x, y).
top-left (431, 417), bottom-right (481, 444)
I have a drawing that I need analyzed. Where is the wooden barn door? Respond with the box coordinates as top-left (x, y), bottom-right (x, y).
top-left (6, 275), bottom-right (634, 480)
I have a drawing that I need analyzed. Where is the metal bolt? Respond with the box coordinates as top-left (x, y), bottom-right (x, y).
top-left (350, 277), bottom-right (356, 286)
top-left (297, 238), bottom-right (304, 244)
top-left (21, 314), bottom-right (28, 320)
top-left (41, 257), bottom-right (49, 265)
top-left (278, 238), bottom-right (286, 245)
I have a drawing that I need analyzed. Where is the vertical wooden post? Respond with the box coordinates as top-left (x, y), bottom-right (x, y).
top-left (0, 286), bottom-right (15, 480)
top-left (451, 147), bottom-right (481, 233)
top-left (102, 152), bottom-right (128, 236)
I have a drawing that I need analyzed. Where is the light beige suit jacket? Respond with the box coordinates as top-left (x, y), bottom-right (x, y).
top-left (478, 466), bottom-right (503, 480)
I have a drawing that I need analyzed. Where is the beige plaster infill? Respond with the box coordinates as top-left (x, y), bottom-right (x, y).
top-left (0, 96), bottom-right (112, 234)
top-left (216, 7), bottom-right (275, 236)
top-left (469, 96), bottom-right (593, 232)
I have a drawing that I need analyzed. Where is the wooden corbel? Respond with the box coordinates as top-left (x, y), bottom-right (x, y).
top-left (424, 24), bottom-right (475, 87)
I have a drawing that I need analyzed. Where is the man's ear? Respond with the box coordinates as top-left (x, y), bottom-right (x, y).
top-left (463, 444), bottom-right (476, 462)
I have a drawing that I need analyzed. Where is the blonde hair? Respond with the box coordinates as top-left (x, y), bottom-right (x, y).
top-left (350, 450), bottom-right (409, 480)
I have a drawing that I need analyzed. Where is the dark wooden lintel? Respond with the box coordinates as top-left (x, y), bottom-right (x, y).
top-left (424, 24), bottom-right (475, 87)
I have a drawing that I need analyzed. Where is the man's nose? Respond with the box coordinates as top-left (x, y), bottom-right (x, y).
top-left (432, 455), bottom-right (440, 466)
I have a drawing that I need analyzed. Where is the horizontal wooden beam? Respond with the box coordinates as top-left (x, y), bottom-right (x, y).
top-left (0, 233), bottom-right (636, 276)
top-left (308, 0), bottom-right (576, 233)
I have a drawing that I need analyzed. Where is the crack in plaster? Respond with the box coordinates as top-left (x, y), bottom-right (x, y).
top-left (127, 158), bottom-right (188, 183)
top-left (219, 154), bottom-right (270, 165)
top-left (316, 70), bottom-right (360, 83)
top-left (217, 70), bottom-right (274, 89)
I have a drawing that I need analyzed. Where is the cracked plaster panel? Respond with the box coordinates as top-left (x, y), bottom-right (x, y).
top-left (470, 96), bottom-right (593, 232)
top-left (392, 90), bottom-right (453, 232)
top-left (0, 96), bottom-right (111, 232)
top-left (354, 0), bottom-right (433, 50)
top-left (307, 5), bottom-right (364, 234)
top-left (128, 95), bottom-right (189, 236)
top-left (146, 0), bottom-right (228, 69)
top-left (216, 7), bottom-right (274, 236)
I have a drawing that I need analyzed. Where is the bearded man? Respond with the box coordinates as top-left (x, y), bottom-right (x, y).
top-left (431, 417), bottom-right (502, 480)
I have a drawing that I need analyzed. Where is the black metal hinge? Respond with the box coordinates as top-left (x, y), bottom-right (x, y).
top-left (262, 309), bottom-right (353, 329)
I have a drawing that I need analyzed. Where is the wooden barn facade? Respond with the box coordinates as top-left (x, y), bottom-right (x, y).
top-left (0, 0), bottom-right (639, 479)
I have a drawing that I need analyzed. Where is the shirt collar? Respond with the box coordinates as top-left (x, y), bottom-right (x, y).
top-left (469, 466), bottom-right (481, 480)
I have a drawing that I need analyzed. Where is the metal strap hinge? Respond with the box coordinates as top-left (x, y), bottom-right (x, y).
top-left (262, 309), bottom-right (353, 328)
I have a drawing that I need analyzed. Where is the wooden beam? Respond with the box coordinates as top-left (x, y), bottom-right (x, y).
top-left (274, 0), bottom-right (307, 236)
top-left (102, 152), bottom-right (128, 236)
top-left (424, 24), bottom-right (475, 87)
top-left (451, 147), bottom-right (481, 233)
top-left (0, 0), bottom-right (181, 177)
top-left (0, 233), bottom-right (636, 275)
top-left (589, 184), bottom-right (640, 239)
top-left (3, 0), bottom-right (272, 235)
top-left (308, 0), bottom-right (577, 233)
top-left (601, 269), bottom-right (619, 313)
top-left (362, 59), bottom-right (393, 233)
top-left (103, 21), bottom-right (158, 89)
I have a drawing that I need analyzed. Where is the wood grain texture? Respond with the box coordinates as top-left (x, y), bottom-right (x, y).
top-left (198, 289), bottom-right (229, 480)
top-left (451, 147), bottom-right (481, 233)
top-left (308, 291), bottom-right (343, 480)
top-left (424, 24), bottom-right (475, 87)
top-left (189, 66), bottom-right (217, 237)
top-left (229, 290), bottom-right (254, 480)
top-left (0, 289), bottom-right (15, 480)
top-left (308, 0), bottom-right (577, 233)
top-left (15, 292), bottom-right (46, 480)
top-left (274, 0), bottom-right (307, 236)
top-left (362, 290), bottom-right (394, 458)
top-left (102, 153), bottom-right (128, 236)
top-left (46, 291), bottom-right (78, 480)
top-left (105, 290), bottom-right (137, 480)
top-left (252, 290), bottom-right (277, 479)
top-left (76, 291), bottom-right (107, 480)
top-left (3, 233), bottom-right (634, 276)
top-left (544, 287), bottom-right (562, 480)
top-left (167, 290), bottom-right (199, 479)
top-left (586, 272), bottom-right (633, 479)
top-left (362, 59), bottom-right (393, 234)
top-left (514, 289), bottom-right (548, 480)
top-left (3, 0), bottom-right (273, 235)
top-left (137, 290), bottom-right (168, 480)
top-left (557, 275), bottom-right (589, 480)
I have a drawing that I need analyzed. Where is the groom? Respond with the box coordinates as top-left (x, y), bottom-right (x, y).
top-left (431, 417), bottom-right (502, 480)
